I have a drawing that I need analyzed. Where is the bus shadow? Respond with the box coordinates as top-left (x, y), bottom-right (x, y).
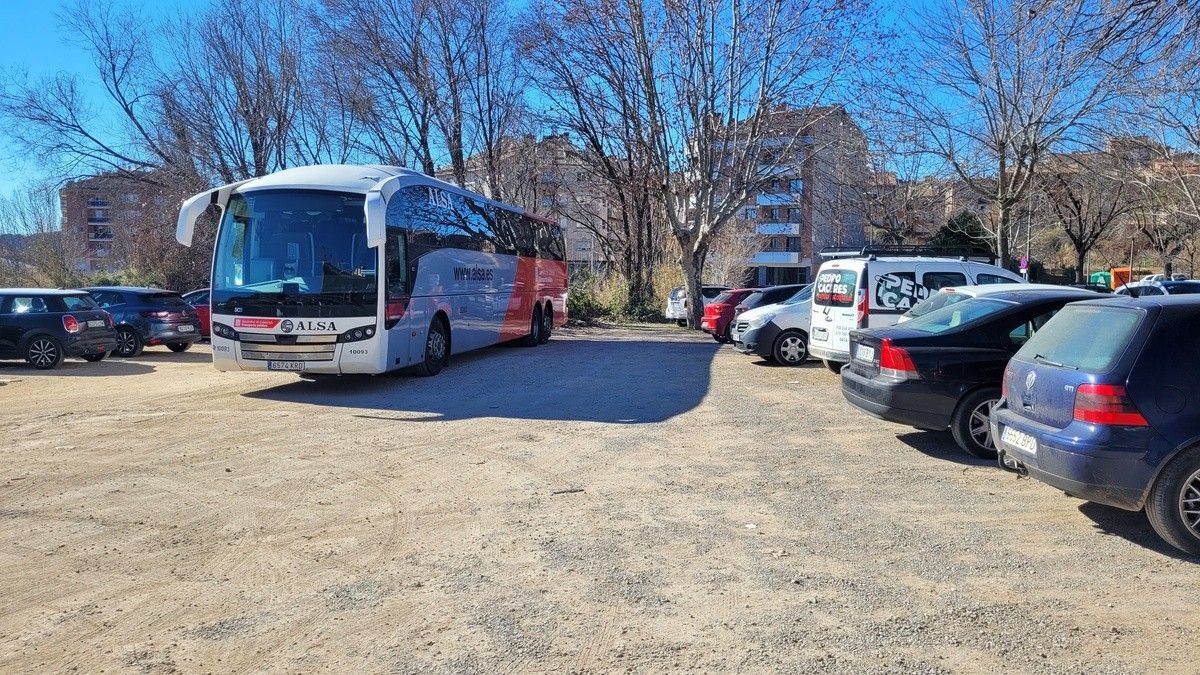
top-left (243, 335), bottom-right (720, 424)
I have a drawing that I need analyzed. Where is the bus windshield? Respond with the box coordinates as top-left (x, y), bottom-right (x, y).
top-left (212, 189), bottom-right (378, 316)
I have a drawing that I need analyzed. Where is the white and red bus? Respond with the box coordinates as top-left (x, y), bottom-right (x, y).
top-left (175, 164), bottom-right (567, 376)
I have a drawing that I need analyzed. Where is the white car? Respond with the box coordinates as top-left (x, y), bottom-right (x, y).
top-left (896, 283), bottom-right (1078, 324)
top-left (1116, 280), bottom-right (1200, 297)
top-left (729, 284), bottom-right (814, 365)
top-left (665, 285), bottom-right (729, 326)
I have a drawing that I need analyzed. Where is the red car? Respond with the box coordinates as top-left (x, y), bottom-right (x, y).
top-left (182, 288), bottom-right (211, 337)
top-left (701, 288), bottom-right (757, 343)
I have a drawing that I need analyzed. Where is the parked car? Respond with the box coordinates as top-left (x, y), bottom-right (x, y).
top-left (841, 288), bottom-right (1098, 458)
top-left (1140, 273), bottom-right (1190, 282)
top-left (993, 295), bottom-right (1200, 555)
top-left (701, 288), bottom-right (758, 342)
top-left (897, 283), bottom-right (1071, 324)
top-left (1068, 283), bottom-right (1112, 293)
top-left (1115, 280), bottom-right (1200, 297)
top-left (731, 284), bottom-right (808, 320)
top-left (84, 286), bottom-right (202, 357)
top-left (809, 247), bottom-right (1025, 372)
top-left (182, 288), bottom-right (211, 337)
top-left (730, 284), bottom-right (815, 365)
top-left (0, 288), bottom-right (117, 369)
top-left (665, 285), bottom-right (730, 326)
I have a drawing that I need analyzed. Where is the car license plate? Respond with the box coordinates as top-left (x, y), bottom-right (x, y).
top-left (1001, 426), bottom-right (1038, 456)
top-left (855, 344), bottom-right (875, 362)
top-left (267, 360), bottom-right (305, 371)
top-left (176, 325), bottom-right (195, 333)
top-left (86, 319), bottom-right (105, 328)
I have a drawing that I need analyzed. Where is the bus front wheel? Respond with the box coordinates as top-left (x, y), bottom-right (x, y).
top-left (418, 318), bottom-right (449, 376)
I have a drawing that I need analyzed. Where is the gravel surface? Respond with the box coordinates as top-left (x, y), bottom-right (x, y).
top-left (1, 324), bottom-right (1197, 673)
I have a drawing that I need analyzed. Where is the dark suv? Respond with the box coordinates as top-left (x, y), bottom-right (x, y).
top-left (0, 289), bottom-right (117, 369)
top-left (84, 287), bottom-right (201, 357)
top-left (993, 295), bottom-right (1200, 555)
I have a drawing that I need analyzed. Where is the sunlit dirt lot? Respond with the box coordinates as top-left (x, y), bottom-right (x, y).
top-left (2, 325), bottom-right (1197, 673)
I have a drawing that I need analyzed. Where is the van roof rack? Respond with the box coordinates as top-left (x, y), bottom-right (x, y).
top-left (818, 244), bottom-right (997, 262)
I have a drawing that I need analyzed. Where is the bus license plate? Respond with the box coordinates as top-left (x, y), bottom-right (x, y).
top-left (267, 361), bottom-right (305, 371)
top-left (1000, 426), bottom-right (1038, 456)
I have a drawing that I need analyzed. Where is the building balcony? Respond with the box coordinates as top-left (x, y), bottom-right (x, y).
top-left (756, 222), bottom-right (801, 236)
top-left (752, 251), bottom-right (806, 266)
top-left (755, 193), bottom-right (802, 206)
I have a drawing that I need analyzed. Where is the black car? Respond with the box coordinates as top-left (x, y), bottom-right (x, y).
top-left (0, 288), bottom-right (117, 369)
top-left (992, 296), bottom-right (1200, 555)
top-left (841, 288), bottom-right (1099, 458)
top-left (84, 286), bottom-right (202, 357)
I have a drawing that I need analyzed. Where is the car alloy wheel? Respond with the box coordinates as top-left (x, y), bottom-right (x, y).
top-left (116, 330), bottom-right (136, 356)
top-left (1180, 467), bottom-right (1200, 539)
top-left (27, 338), bottom-right (59, 368)
top-left (778, 335), bottom-right (806, 363)
top-left (968, 399), bottom-right (997, 450)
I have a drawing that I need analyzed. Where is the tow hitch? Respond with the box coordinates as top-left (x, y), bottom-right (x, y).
top-left (997, 448), bottom-right (1028, 477)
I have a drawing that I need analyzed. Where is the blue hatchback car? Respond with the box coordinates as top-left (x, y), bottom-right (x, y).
top-left (992, 295), bottom-right (1200, 555)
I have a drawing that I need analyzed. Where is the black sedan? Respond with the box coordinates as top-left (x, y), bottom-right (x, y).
top-left (0, 288), bottom-right (117, 369)
top-left (840, 288), bottom-right (1099, 458)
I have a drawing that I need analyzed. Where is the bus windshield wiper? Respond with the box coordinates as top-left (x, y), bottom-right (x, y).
top-left (1033, 353), bottom-right (1076, 370)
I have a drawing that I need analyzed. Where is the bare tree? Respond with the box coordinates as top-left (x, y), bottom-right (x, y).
top-left (1035, 151), bottom-right (1140, 280)
top-left (0, 184), bottom-right (83, 287)
top-left (899, 0), bottom-right (1176, 268)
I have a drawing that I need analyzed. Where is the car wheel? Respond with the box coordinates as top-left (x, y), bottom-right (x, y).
top-left (1145, 446), bottom-right (1200, 556)
top-left (823, 359), bottom-right (845, 374)
top-left (166, 342), bottom-right (191, 353)
top-left (24, 335), bottom-right (64, 370)
top-left (417, 317), bottom-right (450, 376)
top-left (521, 305), bottom-right (542, 348)
top-left (539, 304), bottom-right (553, 344)
top-left (81, 352), bottom-right (107, 363)
top-left (676, 320), bottom-right (687, 327)
top-left (114, 328), bottom-right (144, 358)
top-left (951, 388), bottom-right (1001, 459)
top-left (772, 331), bottom-right (808, 366)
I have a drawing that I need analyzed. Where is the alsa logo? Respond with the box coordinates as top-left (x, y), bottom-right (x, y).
top-left (290, 320), bottom-right (338, 331)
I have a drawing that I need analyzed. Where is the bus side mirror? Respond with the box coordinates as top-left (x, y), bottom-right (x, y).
top-left (176, 191), bottom-right (213, 247)
top-left (365, 191), bottom-right (386, 248)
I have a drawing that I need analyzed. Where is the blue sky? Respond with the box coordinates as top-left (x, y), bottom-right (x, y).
top-left (0, 0), bottom-right (191, 195)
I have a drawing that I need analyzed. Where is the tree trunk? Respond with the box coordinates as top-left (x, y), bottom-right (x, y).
top-left (997, 207), bottom-right (1011, 269)
top-left (678, 243), bottom-right (704, 329)
top-left (1076, 246), bottom-right (1087, 286)
top-left (1163, 256), bottom-right (1174, 277)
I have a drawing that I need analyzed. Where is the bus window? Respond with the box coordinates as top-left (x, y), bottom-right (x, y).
top-left (385, 228), bottom-right (408, 296)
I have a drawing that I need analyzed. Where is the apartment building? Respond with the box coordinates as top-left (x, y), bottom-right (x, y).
top-left (734, 105), bottom-right (870, 286)
top-left (59, 173), bottom-right (173, 273)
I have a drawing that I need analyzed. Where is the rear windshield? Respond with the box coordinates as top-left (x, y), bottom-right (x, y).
top-left (903, 297), bottom-right (1010, 334)
top-left (701, 287), bottom-right (726, 299)
top-left (903, 291), bottom-right (970, 319)
top-left (142, 292), bottom-right (190, 308)
top-left (780, 284), bottom-right (814, 305)
top-left (814, 269), bottom-right (857, 307)
top-left (740, 291), bottom-right (764, 307)
top-left (60, 295), bottom-right (99, 311)
top-left (1016, 304), bottom-right (1143, 373)
top-left (711, 292), bottom-right (734, 304)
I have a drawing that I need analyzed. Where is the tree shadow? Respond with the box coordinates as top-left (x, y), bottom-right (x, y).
top-left (1076, 501), bottom-right (1198, 562)
top-left (242, 335), bottom-right (720, 424)
top-left (0, 358), bottom-right (156, 377)
top-left (748, 358), bottom-right (823, 369)
top-left (895, 431), bottom-right (994, 467)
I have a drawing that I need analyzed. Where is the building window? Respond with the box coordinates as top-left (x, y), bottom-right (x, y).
top-left (766, 207), bottom-right (779, 221)
top-left (86, 197), bottom-right (110, 208)
top-left (789, 179), bottom-right (803, 193)
top-left (787, 208), bottom-right (802, 223)
top-left (770, 179), bottom-right (781, 192)
top-left (744, 208), bottom-right (757, 220)
top-left (121, 193), bottom-right (140, 204)
top-left (575, 239), bottom-right (592, 252)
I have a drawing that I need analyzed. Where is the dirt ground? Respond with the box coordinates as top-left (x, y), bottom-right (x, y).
top-left (1, 324), bottom-right (1198, 674)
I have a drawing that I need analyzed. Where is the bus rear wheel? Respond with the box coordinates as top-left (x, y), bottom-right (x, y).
top-left (418, 318), bottom-right (449, 376)
top-left (521, 305), bottom-right (542, 347)
top-left (539, 304), bottom-right (553, 344)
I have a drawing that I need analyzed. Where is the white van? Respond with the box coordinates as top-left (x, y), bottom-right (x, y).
top-left (807, 250), bottom-right (1024, 372)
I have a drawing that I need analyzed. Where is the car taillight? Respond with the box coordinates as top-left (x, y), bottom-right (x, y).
top-left (1073, 384), bottom-right (1148, 426)
top-left (1001, 366), bottom-right (1009, 399)
top-left (855, 288), bottom-right (868, 328)
top-left (879, 338), bottom-right (918, 380)
top-left (104, 311), bottom-right (113, 328)
top-left (62, 315), bottom-right (80, 333)
top-left (141, 311), bottom-right (170, 318)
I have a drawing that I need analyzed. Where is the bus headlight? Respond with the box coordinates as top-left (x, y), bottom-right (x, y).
top-left (339, 326), bottom-right (377, 343)
top-left (212, 322), bottom-right (239, 340)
